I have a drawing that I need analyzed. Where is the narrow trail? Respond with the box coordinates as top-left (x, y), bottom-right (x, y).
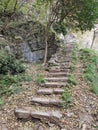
top-left (14, 43), bottom-right (75, 130)
top-left (63, 51), bottom-right (98, 130)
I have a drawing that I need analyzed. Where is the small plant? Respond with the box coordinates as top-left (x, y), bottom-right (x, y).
top-left (71, 47), bottom-right (78, 65)
top-left (36, 74), bottom-right (45, 85)
top-left (68, 74), bottom-right (77, 86)
top-left (22, 75), bottom-right (32, 82)
top-left (0, 99), bottom-right (4, 106)
top-left (70, 63), bottom-right (76, 72)
top-left (8, 85), bottom-right (24, 96)
top-left (62, 88), bottom-right (72, 108)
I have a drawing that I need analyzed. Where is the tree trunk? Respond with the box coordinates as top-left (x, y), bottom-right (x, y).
top-left (91, 31), bottom-right (95, 48)
top-left (43, 24), bottom-right (51, 66)
top-left (43, 31), bottom-right (48, 65)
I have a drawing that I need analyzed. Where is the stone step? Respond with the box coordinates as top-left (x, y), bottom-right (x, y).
top-left (56, 55), bottom-right (72, 58)
top-left (59, 66), bottom-right (71, 69)
top-left (56, 58), bottom-right (72, 61)
top-left (30, 97), bottom-right (62, 107)
top-left (59, 64), bottom-right (70, 68)
top-left (37, 88), bottom-right (64, 95)
top-left (14, 108), bottom-right (62, 127)
top-left (59, 62), bottom-right (70, 65)
top-left (44, 77), bottom-right (68, 82)
top-left (49, 68), bottom-right (69, 72)
top-left (41, 82), bottom-right (66, 87)
top-left (49, 69), bottom-right (69, 73)
top-left (48, 72), bottom-right (69, 77)
top-left (48, 60), bottom-right (59, 65)
top-left (55, 60), bottom-right (71, 63)
top-left (56, 52), bottom-right (72, 56)
top-left (48, 63), bottom-right (70, 69)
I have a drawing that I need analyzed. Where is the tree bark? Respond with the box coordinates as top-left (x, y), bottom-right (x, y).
top-left (43, 25), bottom-right (49, 65)
top-left (91, 30), bottom-right (95, 48)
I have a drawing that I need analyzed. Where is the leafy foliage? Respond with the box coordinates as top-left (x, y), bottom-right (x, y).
top-left (0, 75), bottom-right (21, 97)
top-left (53, 22), bottom-right (67, 35)
top-left (71, 47), bottom-right (78, 65)
top-left (62, 88), bottom-right (72, 108)
top-left (76, 0), bottom-right (98, 31)
top-left (0, 50), bottom-right (25, 74)
top-left (80, 48), bottom-right (98, 95)
top-left (0, 0), bottom-right (19, 16)
top-left (0, 73), bottom-right (33, 98)
top-left (35, 0), bottom-right (98, 64)
top-left (35, 0), bottom-right (98, 31)
top-left (0, 0), bottom-right (31, 16)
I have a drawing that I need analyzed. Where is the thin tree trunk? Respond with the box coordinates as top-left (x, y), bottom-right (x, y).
top-left (91, 31), bottom-right (95, 48)
top-left (43, 34), bottom-right (48, 65)
top-left (43, 25), bottom-right (49, 65)
top-left (43, 0), bottom-right (61, 65)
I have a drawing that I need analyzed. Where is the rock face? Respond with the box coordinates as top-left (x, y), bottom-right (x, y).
top-left (3, 21), bottom-right (57, 62)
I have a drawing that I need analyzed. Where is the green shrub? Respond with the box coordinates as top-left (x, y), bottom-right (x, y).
top-left (62, 88), bottom-right (72, 108)
top-left (90, 78), bottom-right (98, 95)
top-left (0, 74), bottom-right (26, 97)
top-left (21, 75), bottom-right (32, 82)
top-left (70, 63), bottom-right (76, 72)
top-left (71, 47), bottom-right (78, 65)
top-left (68, 74), bottom-right (77, 86)
top-left (36, 74), bottom-right (45, 85)
top-left (80, 48), bottom-right (98, 95)
top-left (0, 50), bottom-right (25, 74)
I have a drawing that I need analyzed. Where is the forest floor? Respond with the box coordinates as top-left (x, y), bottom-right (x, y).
top-left (0, 51), bottom-right (98, 130)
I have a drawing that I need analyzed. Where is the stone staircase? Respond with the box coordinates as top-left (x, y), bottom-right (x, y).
top-left (14, 43), bottom-right (75, 130)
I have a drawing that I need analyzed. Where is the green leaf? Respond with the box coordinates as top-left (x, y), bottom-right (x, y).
top-left (0, 99), bottom-right (4, 105)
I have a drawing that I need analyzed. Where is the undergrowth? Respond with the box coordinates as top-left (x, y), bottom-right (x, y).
top-left (71, 47), bottom-right (78, 65)
top-left (62, 87), bottom-right (73, 108)
top-left (62, 45), bottom-right (77, 108)
top-left (0, 50), bottom-right (25, 74)
top-left (80, 48), bottom-right (98, 94)
top-left (0, 50), bottom-right (33, 105)
top-left (0, 74), bottom-right (32, 98)
top-left (36, 74), bottom-right (46, 85)
top-left (68, 74), bottom-right (77, 86)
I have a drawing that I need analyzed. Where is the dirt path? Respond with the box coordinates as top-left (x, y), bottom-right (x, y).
top-left (62, 51), bottom-right (98, 130)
